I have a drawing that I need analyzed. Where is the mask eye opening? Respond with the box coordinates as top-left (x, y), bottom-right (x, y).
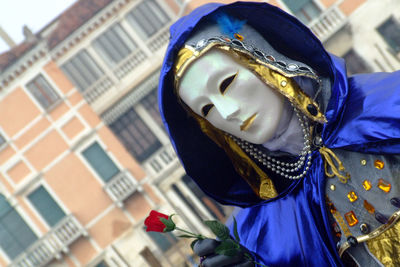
top-left (201, 104), bottom-right (214, 117)
top-left (219, 71), bottom-right (238, 95)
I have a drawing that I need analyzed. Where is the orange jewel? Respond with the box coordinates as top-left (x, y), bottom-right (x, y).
top-left (362, 180), bottom-right (372, 191)
top-left (378, 178), bottom-right (391, 193)
top-left (374, 160), bottom-right (384, 170)
top-left (344, 211), bottom-right (358, 227)
top-left (363, 200), bottom-right (375, 214)
top-left (234, 33), bottom-right (244, 41)
top-left (347, 191), bottom-right (358, 202)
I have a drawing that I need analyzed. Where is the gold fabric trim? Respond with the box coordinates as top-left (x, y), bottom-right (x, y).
top-left (330, 208), bottom-right (352, 238)
top-left (174, 43), bottom-right (327, 123)
top-left (319, 146), bottom-right (350, 183)
top-left (366, 219), bottom-right (400, 267)
top-left (339, 210), bottom-right (400, 258)
top-left (188, 108), bottom-right (278, 200)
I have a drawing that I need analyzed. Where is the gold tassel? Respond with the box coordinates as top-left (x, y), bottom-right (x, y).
top-left (319, 146), bottom-right (350, 183)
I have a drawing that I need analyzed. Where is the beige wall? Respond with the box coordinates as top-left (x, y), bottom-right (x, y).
top-left (0, 59), bottom-right (158, 265)
top-left (339, 0), bottom-right (367, 16)
top-left (0, 87), bottom-right (41, 137)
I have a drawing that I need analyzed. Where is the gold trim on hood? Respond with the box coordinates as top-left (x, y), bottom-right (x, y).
top-left (189, 108), bottom-right (279, 200)
top-left (174, 43), bottom-right (327, 123)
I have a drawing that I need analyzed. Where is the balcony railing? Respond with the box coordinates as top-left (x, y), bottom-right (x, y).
top-left (113, 50), bottom-right (147, 79)
top-left (147, 27), bottom-right (170, 52)
top-left (308, 4), bottom-right (347, 43)
top-left (104, 170), bottom-right (138, 207)
top-left (11, 215), bottom-right (86, 267)
top-left (82, 75), bottom-right (114, 103)
top-left (143, 145), bottom-right (179, 177)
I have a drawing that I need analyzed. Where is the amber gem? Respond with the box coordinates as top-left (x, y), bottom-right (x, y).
top-left (374, 160), bottom-right (384, 170)
top-left (234, 33), bottom-right (244, 41)
top-left (344, 211), bottom-right (359, 227)
top-left (362, 180), bottom-right (372, 191)
top-left (377, 178), bottom-right (391, 193)
top-left (347, 191), bottom-right (358, 202)
top-left (363, 200), bottom-right (375, 214)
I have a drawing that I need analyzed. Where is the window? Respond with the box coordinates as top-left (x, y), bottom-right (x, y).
top-left (61, 50), bottom-right (104, 92)
top-left (343, 49), bottom-right (372, 75)
top-left (146, 229), bottom-right (177, 252)
top-left (109, 108), bottom-right (162, 162)
top-left (283, 0), bottom-right (321, 23)
top-left (140, 89), bottom-right (163, 129)
top-left (95, 261), bottom-right (109, 267)
top-left (82, 142), bottom-right (120, 182)
top-left (126, 0), bottom-right (169, 39)
top-left (28, 186), bottom-right (66, 227)
top-left (377, 17), bottom-right (400, 53)
top-left (26, 75), bottom-right (60, 109)
top-left (93, 24), bottom-right (137, 67)
top-left (0, 195), bottom-right (37, 259)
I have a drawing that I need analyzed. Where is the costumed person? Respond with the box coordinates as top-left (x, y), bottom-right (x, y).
top-left (158, 2), bottom-right (400, 266)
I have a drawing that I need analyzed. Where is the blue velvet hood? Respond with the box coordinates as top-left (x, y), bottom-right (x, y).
top-left (158, 2), bottom-right (400, 266)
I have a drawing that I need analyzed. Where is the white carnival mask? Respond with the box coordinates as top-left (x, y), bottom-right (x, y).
top-left (178, 48), bottom-right (286, 144)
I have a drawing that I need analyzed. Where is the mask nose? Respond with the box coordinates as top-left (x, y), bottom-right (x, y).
top-left (211, 96), bottom-right (240, 120)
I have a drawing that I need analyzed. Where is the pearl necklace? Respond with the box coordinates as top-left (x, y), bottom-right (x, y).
top-left (229, 108), bottom-right (312, 179)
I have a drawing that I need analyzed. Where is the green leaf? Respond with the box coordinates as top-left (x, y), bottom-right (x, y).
top-left (160, 217), bottom-right (175, 232)
top-left (232, 216), bottom-right (240, 243)
top-left (204, 220), bottom-right (230, 240)
top-left (177, 234), bottom-right (196, 238)
top-left (190, 239), bottom-right (199, 251)
top-left (244, 252), bottom-right (252, 260)
top-left (214, 239), bottom-right (241, 257)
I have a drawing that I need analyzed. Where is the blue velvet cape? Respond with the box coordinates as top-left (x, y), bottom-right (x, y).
top-left (158, 2), bottom-right (400, 266)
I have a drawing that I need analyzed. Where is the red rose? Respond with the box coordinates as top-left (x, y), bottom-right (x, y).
top-left (144, 210), bottom-right (175, 232)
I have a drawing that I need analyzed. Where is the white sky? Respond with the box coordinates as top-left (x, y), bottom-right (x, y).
top-left (0, 0), bottom-right (77, 54)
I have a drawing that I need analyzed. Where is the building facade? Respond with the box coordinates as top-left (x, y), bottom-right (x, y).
top-left (0, 0), bottom-right (398, 266)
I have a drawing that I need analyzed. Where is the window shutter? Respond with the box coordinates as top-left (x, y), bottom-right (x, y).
top-left (82, 142), bottom-right (120, 182)
top-left (282, 0), bottom-right (311, 13)
top-left (28, 186), bottom-right (66, 227)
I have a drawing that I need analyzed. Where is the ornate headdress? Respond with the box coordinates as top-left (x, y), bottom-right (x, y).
top-left (173, 14), bottom-right (328, 199)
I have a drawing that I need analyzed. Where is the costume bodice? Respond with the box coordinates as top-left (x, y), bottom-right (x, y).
top-left (325, 149), bottom-right (400, 266)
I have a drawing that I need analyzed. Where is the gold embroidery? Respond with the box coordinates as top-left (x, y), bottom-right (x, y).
top-left (327, 197), bottom-right (352, 238)
top-left (174, 43), bottom-right (326, 123)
